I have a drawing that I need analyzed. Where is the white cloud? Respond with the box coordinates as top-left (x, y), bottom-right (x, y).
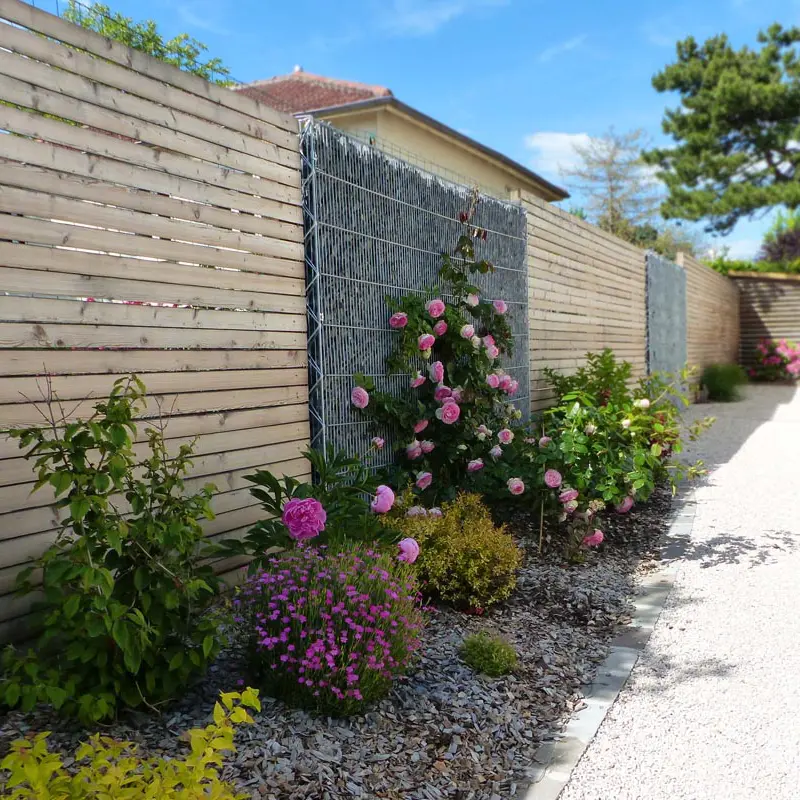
top-left (523, 131), bottom-right (592, 177)
top-left (178, 4), bottom-right (230, 35)
top-left (538, 34), bottom-right (587, 63)
top-left (380, 0), bottom-right (507, 37)
top-left (719, 237), bottom-right (762, 259)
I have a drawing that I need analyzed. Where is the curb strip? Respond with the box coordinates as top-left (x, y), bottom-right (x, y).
top-left (521, 489), bottom-right (698, 800)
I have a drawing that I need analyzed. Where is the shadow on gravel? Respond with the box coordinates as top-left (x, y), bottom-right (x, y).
top-left (665, 530), bottom-right (797, 570)
top-left (633, 654), bottom-right (736, 695)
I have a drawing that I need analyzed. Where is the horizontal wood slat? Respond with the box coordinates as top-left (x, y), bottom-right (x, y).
top-left (0, 4), bottom-right (309, 641)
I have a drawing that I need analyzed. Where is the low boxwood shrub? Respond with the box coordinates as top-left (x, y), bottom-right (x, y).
top-left (460, 631), bottom-right (518, 676)
top-left (0, 688), bottom-right (260, 799)
top-left (235, 543), bottom-right (424, 716)
top-left (702, 363), bottom-right (747, 401)
top-left (392, 493), bottom-right (522, 611)
top-left (0, 376), bottom-right (220, 723)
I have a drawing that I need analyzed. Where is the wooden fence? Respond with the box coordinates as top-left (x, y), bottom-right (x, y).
top-left (729, 273), bottom-right (800, 366)
top-left (677, 253), bottom-right (740, 374)
top-left (0, 0), bottom-right (309, 640)
top-left (513, 192), bottom-right (648, 410)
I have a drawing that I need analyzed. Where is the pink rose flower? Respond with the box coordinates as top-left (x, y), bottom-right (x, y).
top-left (351, 386), bottom-right (369, 409)
top-left (621, 418), bottom-right (631, 429)
top-left (451, 387), bottom-right (464, 403)
top-left (414, 419), bottom-right (429, 434)
top-left (433, 320), bottom-right (448, 336)
top-left (486, 373), bottom-right (500, 389)
top-left (487, 345), bottom-right (500, 360)
top-left (493, 299), bottom-right (508, 314)
top-left (428, 507), bottom-right (443, 518)
top-left (426, 298), bottom-right (446, 318)
top-left (489, 445), bottom-right (503, 459)
top-left (559, 488), bottom-right (579, 504)
top-left (467, 459), bottom-right (484, 472)
top-left (406, 440), bottom-right (423, 460)
top-left (460, 324), bottom-right (475, 339)
top-left (476, 424), bottom-right (492, 439)
top-left (466, 293), bottom-right (479, 307)
top-left (398, 537), bottom-right (420, 564)
top-left (418, 333), bottom-right (436, 351)
top-left (584, 423), bottom-right (597, 435)
top-left (544, 469), bottom-right (563, 488)
top-left (471, 335), bottom-right (482, 349)
top-left (564, 499), bottom-right (579, 513)
top-left (436, 402), bottom-right (461, 425)
top-left (371, 437), bottom-right (385, 450)
top-left (583, 529), bottom-right (604, 547)
top-left (282, 497), bottom-right (327, 541)
top-left (389, 312), bottom-right (408, 329)
top-left (499, 375), bottom-right (512, 391)
top-left (371, 485), bottom-right (395, 514)
top-left (506, 379), bottom-right (519, 396)
top-left (616, 496), bottom-right (634, 514)
top-left (507, 477), bottom-right (525, 496)
top-left (406, 505), bottom-right (427, 517)
top-left (539, 436), bottom-right (552, 448)
top-left (420, 440), bottom-right (435, 454)
top-left (429, 360), bottom-right (444, 383)
top-left (498, 428), bottom-right (514, 445)
top-left (415, 471), bottom-right (433, 490)
top-left (483, 335), bottom-right (495, 347)
top-left (434, 385), bottom-right (453, 403)
top-left (410, 372), bottom-right (426, 389)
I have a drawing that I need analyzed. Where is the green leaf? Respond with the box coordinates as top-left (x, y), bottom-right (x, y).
top-left (49, 471), bottom-right (73, 497)
top-left (70, 496), bottom-right (91, 522)
top-left (46, 686), bottom-right (68, 709)
top-left (93, 472), bottom-right (111, 493)
top-left (202, 635), bottom-right (214, 659)
top-left (63, 594), bottom-right (81, 619)
top-left (108, 423), bottom-right (130, 447)
top-left (4, 683), bottom-right (21, 707)
top-left (650, 443), bottom-right (663, 457)
top-left (169, 651), bottom-right (184, 671)
top-left (134, 568), bottom-right (148, 591)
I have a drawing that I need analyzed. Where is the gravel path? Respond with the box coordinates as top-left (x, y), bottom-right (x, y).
top-left (559, 384), bottom-right (800, 800)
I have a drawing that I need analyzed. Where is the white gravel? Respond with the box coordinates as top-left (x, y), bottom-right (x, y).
top-left (559, 384), bottom-right (800, 800)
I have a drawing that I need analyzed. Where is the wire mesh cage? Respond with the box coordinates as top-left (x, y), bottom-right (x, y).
top-left (301, 120), bottom-right (529, 468)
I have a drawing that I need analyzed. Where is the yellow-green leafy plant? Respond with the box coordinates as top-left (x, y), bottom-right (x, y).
top-left (460, 631), bottom-right (518, 676)
top-left (0, 688), bottom-right (260, 799)
top-left (392, 493), bottom-right (522, 611)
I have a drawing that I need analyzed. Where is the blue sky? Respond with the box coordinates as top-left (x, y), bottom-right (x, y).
top-left (49, 0), bottom-right (800, 257)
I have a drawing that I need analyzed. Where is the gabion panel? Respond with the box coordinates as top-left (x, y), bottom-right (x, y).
top-left (646, 252), bottom-right (687, 376)
top-left (301, 122), bottom-right (528, 467)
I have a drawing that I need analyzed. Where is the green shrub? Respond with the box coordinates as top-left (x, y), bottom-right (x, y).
top-left (235, 543), bottom-right (424, 716)
top-left (0, 688), bottom-right (260, 799)
top-left (460, 631), bottom-right (518, 676)
top-left (0, 376), bottom-right (220, 723)
top-left (751, 338), bottom-right (800, 381)
top-left (702, 363), bottom-right (747, 401)
top-left (392, 493), bottom-right (522, 610)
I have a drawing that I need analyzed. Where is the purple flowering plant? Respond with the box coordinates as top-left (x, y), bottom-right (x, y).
top-left (234, 543), bottom-right (425, 715)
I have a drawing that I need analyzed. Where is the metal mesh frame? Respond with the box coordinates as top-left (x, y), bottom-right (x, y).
top-left (300, 120), bottom-right (529, 467)
top-left (646, 252), bottom-right (688, 376)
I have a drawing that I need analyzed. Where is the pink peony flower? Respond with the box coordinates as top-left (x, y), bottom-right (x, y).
top-left (398, 537), bottom-right (420, 564)
top-left (406, 440), bottom-right (423, 460)
top-left (418, 333), bottom-right (436, 351)
top-left (489, 445), bottom-right (503, 459)
top-left (434, 384), bottom-right (453, 403)
top-left (426, 298), bottom-right (446, 319)
top-left (559, 489), bottom-right (579, 504)
top-left (410, 372), bottom-right (426, 389)
top-left (371, 436), bottom-right (385, 450)
top-left (582, 530), bottom-right (604, 547)
top-left (467, 459), bottom-right (484, 472)
top-left (282, 497), bottom-right (326, 541)
top-left (544, 469), bottom-right (563, 489)
top-left (466, 293), bottom-right (480, 307)
top-left (506, 379), bottom-right (519, 396)
top-left (351, 386), bottom-right (369, 409)
top-left (429, 360), bottom-right (445, 383)
top-left (616, 496), bottom-right (634, 514)
top-left (428, 507), bottom-right (443, 518)
top-left (539, 436), bottom-right (552, 448)
top-left (389, 312), bottom-right (408, 329)
top-left (507, 477), bottom-right (525, 496)
top-left (486, 345), bottom-right (500, 360)
top-left (370, 485), bottom-right (395, 514)
top-left (486, 373), bottom-right (500, 389)
top-left (420, 440), bottom-right (435, 454)
top-left (436, 402), bottom-right (461, 424)
top-left (498, 428), bottom-right (514, 445)
top-left (460, 324), bottom-right (475, 339)
top-left (406, 505), bottom-right (427, 517)
top-left (415, 471), bottom-right (433, 490)
top-left (414, 419), bottom-right (429, 434)
top-left (433, 320), bottom-right (448, 336)
top-left (493, 299), bottom-right (508, 314)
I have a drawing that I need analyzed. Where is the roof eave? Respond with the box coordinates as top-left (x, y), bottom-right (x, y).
top-left (296, 97), bottom-right (569, 202)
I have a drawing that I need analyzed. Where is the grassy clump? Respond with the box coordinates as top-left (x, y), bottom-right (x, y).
top-left (460, 631), bottom-right (518, 677)
top-left (702, 363), bottom-right (747, 402)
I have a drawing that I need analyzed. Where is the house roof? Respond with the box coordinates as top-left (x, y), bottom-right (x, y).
top-left (233, 70), bottom-right (393, 114)
top-left (233, 71), bottom-right (568, 202)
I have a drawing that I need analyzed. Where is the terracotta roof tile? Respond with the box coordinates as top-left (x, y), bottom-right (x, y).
top-left (233, 71), bottom-right (392, 114)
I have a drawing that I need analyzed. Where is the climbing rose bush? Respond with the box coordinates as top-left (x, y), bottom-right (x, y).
top-left (751, 338), bottom-right (800, 381)
top-left (236, 544), bottom-right (424, 716)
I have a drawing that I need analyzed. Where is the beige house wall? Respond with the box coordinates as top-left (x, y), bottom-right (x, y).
top-left (319, 109), bottom-right (379, 141)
